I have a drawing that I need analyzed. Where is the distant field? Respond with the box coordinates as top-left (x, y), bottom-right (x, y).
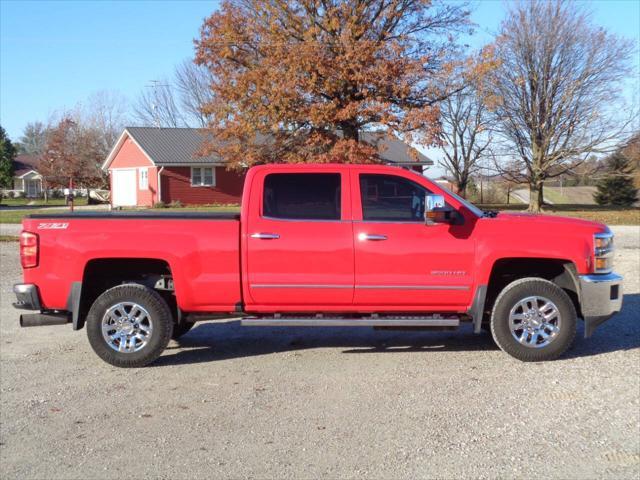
top-left (511, 186), bottom-right (598, 205)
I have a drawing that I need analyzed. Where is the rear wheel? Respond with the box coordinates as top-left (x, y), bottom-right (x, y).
top-left (86, 284), bottom-right (173, 367)
top-left (490, 278), bottom-right (576, 362)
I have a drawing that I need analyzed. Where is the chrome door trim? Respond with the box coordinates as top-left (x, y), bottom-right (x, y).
top-left (355, 285), bottom-right (470, 290)
top-left (250, 284), bottom-right (470, 291)
top-left (250, 284), bottom-right (352, 289)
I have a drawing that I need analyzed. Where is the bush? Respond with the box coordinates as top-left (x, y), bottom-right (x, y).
top-left (594, 176), bottom-right (638, 207)
top-left (153, 202), bottom-right (166, 209)
top-left (168, 200), bottom-right (183, 208)
top-left (594, 152), bottom-right (638, 207)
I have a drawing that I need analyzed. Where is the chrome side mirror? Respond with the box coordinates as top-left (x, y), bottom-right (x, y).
top-left (425, 194), bottom-right (448, 225)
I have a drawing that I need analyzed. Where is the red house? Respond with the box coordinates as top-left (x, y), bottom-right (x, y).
top-left (103, 127), bottom-right (433, 207)
top-left (102, 127), bottom-right (245, 207)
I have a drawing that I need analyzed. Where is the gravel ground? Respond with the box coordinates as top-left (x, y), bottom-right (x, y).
top-left (1, 227), bottom-right (638, 479)
top-left (0, 224), bottom-right (21, 237)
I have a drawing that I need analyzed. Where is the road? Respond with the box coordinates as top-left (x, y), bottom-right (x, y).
top-left (0, 227), bottom-right (638, 479)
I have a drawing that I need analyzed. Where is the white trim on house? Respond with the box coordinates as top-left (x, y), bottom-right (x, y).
top-left (101, 129), bottom-right (157, 171)
top-left (17, 169), bottom-right (42, 179)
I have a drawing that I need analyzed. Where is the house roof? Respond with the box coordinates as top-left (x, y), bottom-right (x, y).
top-left (13, 154), bottom-right (40, 177)
top-left (103, 127), bottom-right (433, 170)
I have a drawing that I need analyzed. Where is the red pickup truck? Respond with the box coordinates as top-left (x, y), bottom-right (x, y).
top-left (14, 164), bottom-right (623, 367)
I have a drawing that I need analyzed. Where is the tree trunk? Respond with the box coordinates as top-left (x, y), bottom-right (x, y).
top-left (529, 180), bottom-right (544, 213)
top-left (456, 179), bottom-right (468, 199)
top-left (341, 122), bottom-right (359, 142)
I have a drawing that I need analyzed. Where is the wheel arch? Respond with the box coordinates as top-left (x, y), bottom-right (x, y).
top-left (74, 257), bottom-right (175, 330)
top-left (472, 257), bottom-right (581, 333)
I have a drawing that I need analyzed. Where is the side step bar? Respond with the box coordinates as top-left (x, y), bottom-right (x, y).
top-left (241, 315), bottom-right (459, 328)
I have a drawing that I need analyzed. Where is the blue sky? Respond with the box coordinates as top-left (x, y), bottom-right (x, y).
top-left (1, 0), bottom-right (639, 141)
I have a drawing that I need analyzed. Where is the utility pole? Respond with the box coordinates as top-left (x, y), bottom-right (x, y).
top-left (145, 80), bottom-right (171, 128)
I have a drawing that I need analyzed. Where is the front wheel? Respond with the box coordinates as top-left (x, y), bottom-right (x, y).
top-left (490, 278), bottom-right (576, 362)
top-left (86, 284), bottom-right (173, 367)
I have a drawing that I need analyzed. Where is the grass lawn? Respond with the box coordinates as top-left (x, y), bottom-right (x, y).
top-left (0, 197), bottom-right (89, 207)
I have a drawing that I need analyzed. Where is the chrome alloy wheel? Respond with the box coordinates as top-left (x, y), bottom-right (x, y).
top-left (101, 302), bottom-right (153, 353)
top-left (508, 296), bottom-right (561, 349)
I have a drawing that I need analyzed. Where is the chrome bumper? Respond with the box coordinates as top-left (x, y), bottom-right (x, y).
top-left (579, 273), bottom-right (623, 337)
top-left (13, 284), bottom-right (42, 310)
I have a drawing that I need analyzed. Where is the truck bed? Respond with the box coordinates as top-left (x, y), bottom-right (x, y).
top-left (21, 213), bottom-right (242, 313)
top-left (27, 211), bottom-right (241, 220)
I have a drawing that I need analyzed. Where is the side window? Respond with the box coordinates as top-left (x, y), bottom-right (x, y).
top-left (139, 168), bottom-right (148, 190)
top-left (360, 174), bottom-right (431, 222)
top-left (263, 173), bottom-right (341, 220)
top-left (191, 167), bottom-right (216, 186)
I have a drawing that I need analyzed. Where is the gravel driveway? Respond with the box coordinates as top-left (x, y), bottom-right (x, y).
top-left (1, 227), bottom-right (638, 479)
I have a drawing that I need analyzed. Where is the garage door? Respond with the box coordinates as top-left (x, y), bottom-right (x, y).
top-left (112, 169), bottom-right (137, 207)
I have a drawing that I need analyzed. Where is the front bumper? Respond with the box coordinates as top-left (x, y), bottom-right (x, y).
top-left (13, 284), bottom-right (41, 310)
top-left (579, 273), bottom-right (623, 337)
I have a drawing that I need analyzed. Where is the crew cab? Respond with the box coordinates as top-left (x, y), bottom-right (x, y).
top-left (13, 164), bottom-right (623, 367)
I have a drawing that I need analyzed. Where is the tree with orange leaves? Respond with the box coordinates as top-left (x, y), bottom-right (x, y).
top-left (195, 0), bottom-right (473, 168)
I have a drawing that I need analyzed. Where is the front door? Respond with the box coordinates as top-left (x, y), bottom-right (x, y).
top-left (112, 169), bottom-right (137, 207)
top-left (246, 170), bottom-right (354, 308)
top-left (352, 173), bottom-right (475, 309)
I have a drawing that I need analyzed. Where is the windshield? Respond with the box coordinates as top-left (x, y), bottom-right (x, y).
top-left (440, 186), bottom-right (485, 217)
top-left (405, 169), bottom-right (485, 217)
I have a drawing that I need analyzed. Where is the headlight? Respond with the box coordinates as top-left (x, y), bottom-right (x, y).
top-left (593, 231), bottom-right (614, 273)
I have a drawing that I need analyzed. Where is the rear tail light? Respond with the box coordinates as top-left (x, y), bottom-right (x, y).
top-left (20, 231), bottom-right (39, 268)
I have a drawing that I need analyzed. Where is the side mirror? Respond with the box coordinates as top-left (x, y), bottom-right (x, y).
top-left (425, 194), bottom-right (461, 225)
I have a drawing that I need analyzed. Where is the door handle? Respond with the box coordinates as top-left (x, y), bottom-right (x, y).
top-left (251, 232), bottom-right (280, 240)
top-left (358, 233), bottom-right (388, 241)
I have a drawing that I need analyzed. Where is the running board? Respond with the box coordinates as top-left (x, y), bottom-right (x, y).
top-left (241, 315), bottom-right (459, 328)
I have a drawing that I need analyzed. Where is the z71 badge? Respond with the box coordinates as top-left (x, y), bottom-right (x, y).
top-left (37, 222), bottom-right (69, 230)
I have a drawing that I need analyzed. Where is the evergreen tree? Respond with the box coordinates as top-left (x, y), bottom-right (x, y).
top-left (594, 151), bottom-right (638, 206)
top-left (0, 126), bottom-right (17, 189)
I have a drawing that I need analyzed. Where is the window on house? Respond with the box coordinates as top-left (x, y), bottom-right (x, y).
top-left (139, 168), bottom-right (149, 190)
top-left (191, 167), bottom-right (215, 186)
top-left (263, 173), bottom-right (341, 220)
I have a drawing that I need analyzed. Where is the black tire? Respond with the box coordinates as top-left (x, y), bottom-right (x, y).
top-left (171, 321), bottom-right (195, 340)
top-left (490, 277), bottom-right (576, 362)
top-left (86, 284), bottom-right (173, 368)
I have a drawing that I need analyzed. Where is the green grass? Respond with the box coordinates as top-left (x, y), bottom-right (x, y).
top-left (479, 204), bottom-right (640, 225)
top-left (0, 197), bottom-right (89, 207)
top-left (0, 235), bottom-right (18, 242)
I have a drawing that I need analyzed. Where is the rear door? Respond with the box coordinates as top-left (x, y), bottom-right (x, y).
top-left (245, 169), bottom-right (354, 308)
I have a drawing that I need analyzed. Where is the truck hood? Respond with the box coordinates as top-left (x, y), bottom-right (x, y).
top-left (488, 212), bottom-right (608, 234)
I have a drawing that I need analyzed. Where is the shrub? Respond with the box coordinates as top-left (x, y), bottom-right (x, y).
top-left (594, 152), bottom-right (638, 207)
top-left (153, 202), bottom-right (166, 209)
top-left (168, 200), bottom-right (183, 208)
